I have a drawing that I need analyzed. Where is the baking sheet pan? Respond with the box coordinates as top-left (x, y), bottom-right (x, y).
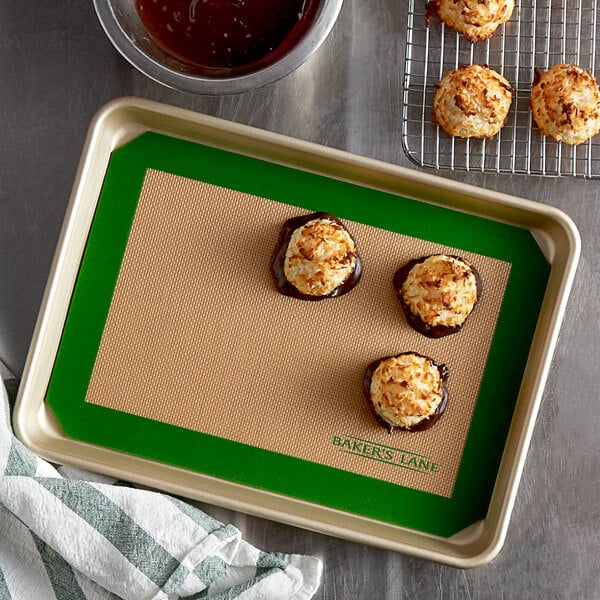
top-left (13, 97), bottom-right (580, 567)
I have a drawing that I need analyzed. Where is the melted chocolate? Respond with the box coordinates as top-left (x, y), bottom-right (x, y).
top-left (425, 0), bottom-right (439, 27)
top-left (271, 212), bottom-right (363, 301)
top-left (135, 0), bottom-right (320, 77)
top-left (393, 255), bottom-right (482, 339)
top-left (363, 352), bottom-right (449, 433)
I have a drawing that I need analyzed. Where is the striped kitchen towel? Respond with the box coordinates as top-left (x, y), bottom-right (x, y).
top-left (0, 380), bottom-right (322, 600)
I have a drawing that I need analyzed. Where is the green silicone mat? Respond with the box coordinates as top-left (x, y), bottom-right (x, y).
top-left (44, 131), bottom-right (550, 538)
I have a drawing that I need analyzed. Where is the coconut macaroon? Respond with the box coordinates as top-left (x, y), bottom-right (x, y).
top-left (363, 353), bottom-right (449, 432)
top-left (393, 254), bottom-right (482, 338)
top-left (430, 0), bottom-right (515, 43)
top-left (530, 64), bottom-right (600, 145)
top-left (271, 212), bottom-right (362, 300)
top-left (433, 65), bottom-right (513, 139)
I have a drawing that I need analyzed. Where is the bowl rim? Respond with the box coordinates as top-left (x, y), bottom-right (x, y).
top-left (92, 0), bottom-right (344, 95)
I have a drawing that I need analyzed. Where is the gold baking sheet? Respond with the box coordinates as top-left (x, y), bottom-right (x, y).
top-left (13, 98), bottom-right (581, 566)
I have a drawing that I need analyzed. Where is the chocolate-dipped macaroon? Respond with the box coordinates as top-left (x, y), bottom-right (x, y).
top-left (272, 212), bottom-right (362, 300)
top-left (394, 254), bottom-right (481, 338)
top-left (363, 352), bottom-right (449, 433)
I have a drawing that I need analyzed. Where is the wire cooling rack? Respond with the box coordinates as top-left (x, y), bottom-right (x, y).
top-left (402, 0), bottom-right (600, 177)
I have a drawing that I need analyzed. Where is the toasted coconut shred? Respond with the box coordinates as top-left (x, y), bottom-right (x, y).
top-left (401, 255), bottom-right (479, 328)
top-left (283, 218), bottom-right (357, 296)
top-left (369, 354), bottom-right (445, 429)
top-left (433, 64), bottom-right (514, 139)
top-left (434, 0), bottom-right (515, 43)
top-left (530, 64), bottom-right (600, 145)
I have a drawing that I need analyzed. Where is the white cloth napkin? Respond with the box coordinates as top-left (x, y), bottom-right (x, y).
top-left (0, 380), bottom-right (322, 600)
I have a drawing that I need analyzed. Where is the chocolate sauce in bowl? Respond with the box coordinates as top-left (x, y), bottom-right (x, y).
top-left (135, 0), bottom-right (320, 76)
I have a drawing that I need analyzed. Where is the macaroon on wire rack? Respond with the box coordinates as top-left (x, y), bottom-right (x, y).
top-left (402, 0), bottom-right (600, 177)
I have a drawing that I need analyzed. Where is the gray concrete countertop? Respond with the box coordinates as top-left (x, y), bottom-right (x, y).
top-left (0, 2), bottom-right (598, 598)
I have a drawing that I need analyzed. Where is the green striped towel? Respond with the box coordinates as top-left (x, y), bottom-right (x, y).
top-left (0, 381), bottom-right (322, 599)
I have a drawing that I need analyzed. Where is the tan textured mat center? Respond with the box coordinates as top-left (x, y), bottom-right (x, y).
top-left (85, 169), bottom-right (511, 498)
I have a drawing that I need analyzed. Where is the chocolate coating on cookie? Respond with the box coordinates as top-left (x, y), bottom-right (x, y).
top-left (394, 254), bottom-right (482, 338)
top-left (363, 352), bottom-right (449, 433)
top-left (272, 212), bottom-right (362, 300)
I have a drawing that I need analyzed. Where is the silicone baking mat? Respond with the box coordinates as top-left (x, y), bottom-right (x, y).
top-left (85, 168), bottom-right (510, 499)
top-left (45, 131), bottom-right (550, 537)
